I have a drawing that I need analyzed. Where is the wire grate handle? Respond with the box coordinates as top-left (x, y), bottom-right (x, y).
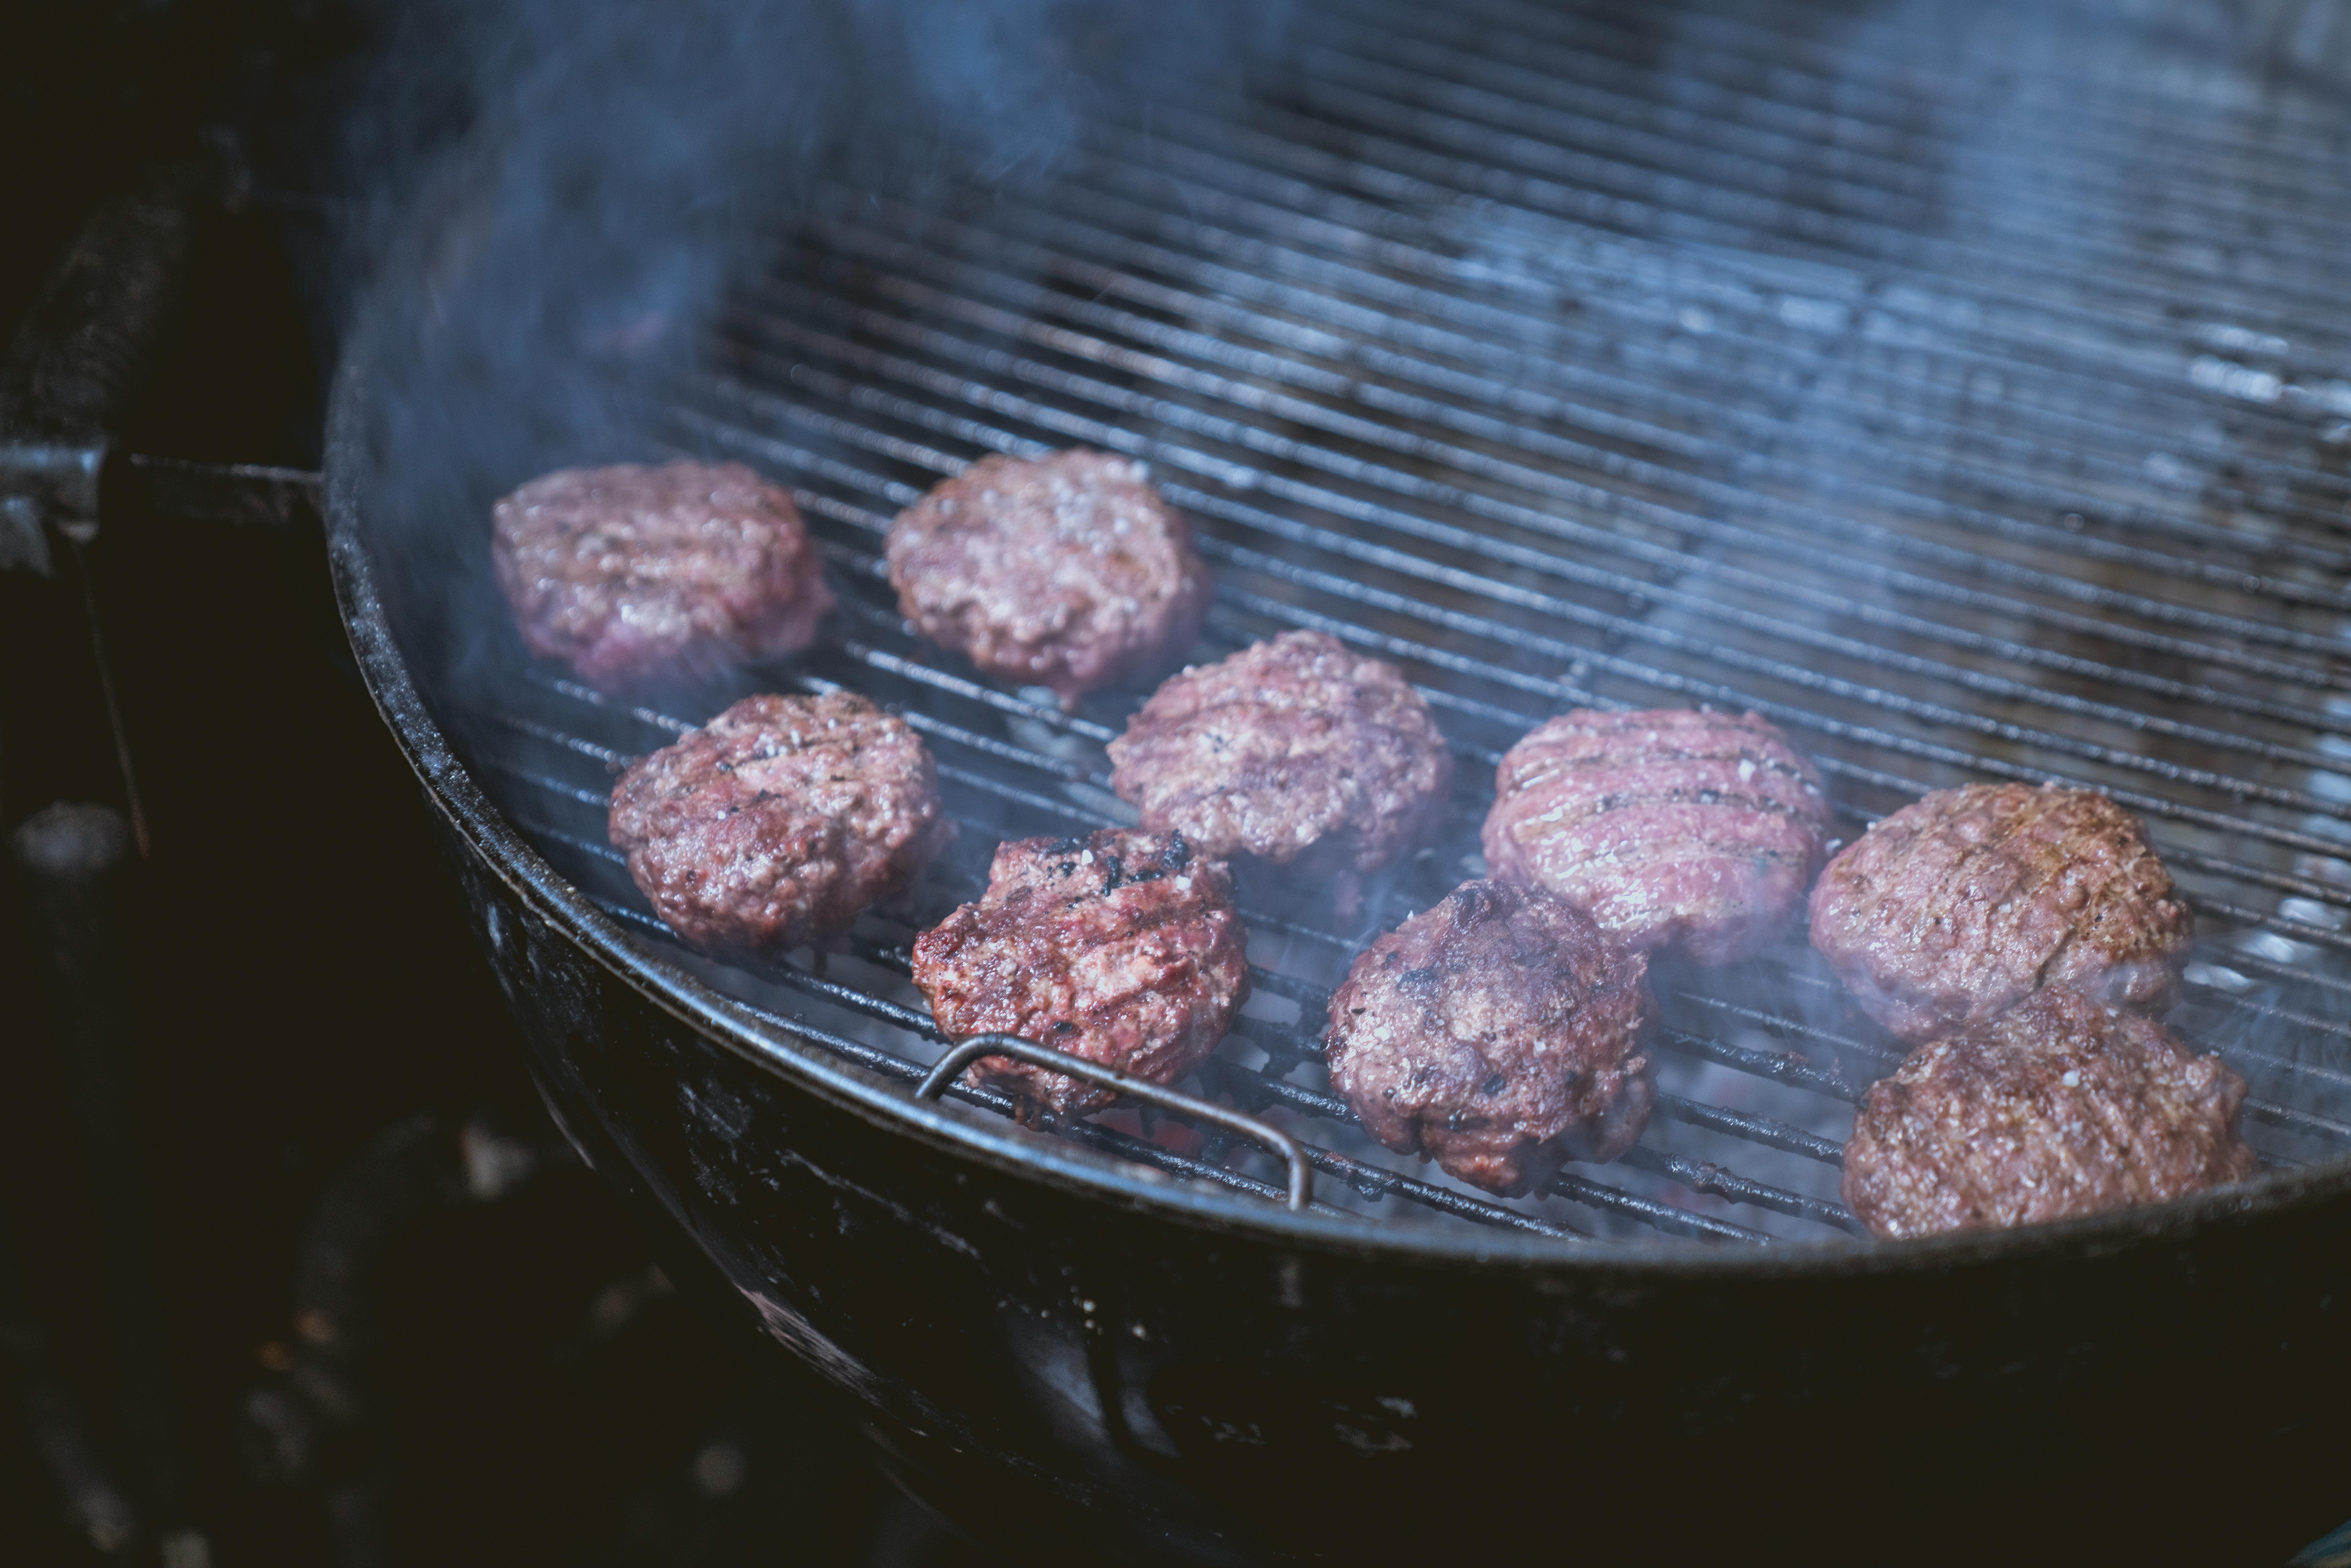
top-left (915, 1034), bottom-right (1313, 1212)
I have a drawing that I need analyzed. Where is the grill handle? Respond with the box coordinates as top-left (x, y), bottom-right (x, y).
top-left (914, 1035), bottom-right (1312, 1213)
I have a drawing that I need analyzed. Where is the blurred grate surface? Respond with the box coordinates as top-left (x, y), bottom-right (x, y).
top-left (467, 0), bottom-right (2351, 1243)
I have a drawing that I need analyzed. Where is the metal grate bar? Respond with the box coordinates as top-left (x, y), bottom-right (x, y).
top-left (1232, 75), bottom-right (2351, 431)
top-left (455, 0), bottom-right (2351, 1243)
top-left (910, 156), bottom-right (2351, 680)
top-left (1301, 30), bottom-right (2351, 344)
top-left (884, 595), bottom-right (2351, 1109)
top-left (683, 391), bottom-right (2351, 933)
top-left (807, 193), bottom-right (2351, 682)
top-left (1085, 102), bottom-right (2343, 461)
top-left (812, 201), bottom-right (2351, 680)
top-left (1621, 1146), bottom-right (1866, 1234)
top-left (1074, 117), bottom-right (2351, 620)
top-left (724, 284), bottom-right (2351, 691)
top-left (477, 669), bottom-right (2347, 1237)
top-left (656, 416), bottom-right (2351, 1080)
top-left (1015, 139), bottom-right (2351, 545)
top-left (802, 208), bottom-right (2351, 591)
top-left (474, 680), bottom-right (1869, 1241)
top-left (739, 242), bottom-right (2351, 779)
top-left (1613, 0), bottom-right (2351, 180)
top-left (1654, 1096), bottom-right (1843, 1165)
top-left (1341, 2), bottom-right (2351, 281)
top-left (688, 500), bottom-right (2351, 1121)
top-left (601, 897), bottom-right (1327, 1214)
top-left (707, 314), bottom-right (2351, 836)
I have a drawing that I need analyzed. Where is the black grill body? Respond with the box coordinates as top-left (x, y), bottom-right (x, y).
top-left (328, 0), bottom-right (2351, 1557)
top-left (335, 696), bottom-right (2351, 1564)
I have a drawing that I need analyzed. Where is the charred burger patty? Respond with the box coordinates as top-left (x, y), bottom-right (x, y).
top-left (1326, 878), bottom-right (1656, 1197)
top-left (911, 828), bottom-right (1250, 1117)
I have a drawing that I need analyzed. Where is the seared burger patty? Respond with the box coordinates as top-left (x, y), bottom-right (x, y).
top-left (494, 460), bottom-right (832, 691)
top-left (608, 691), bottom-right (949, 959)
top-left (1842, 986), bottom-right (2255, 1239)
top-left (1325, 879), bottom-right (1656, 1197)
top-left (911, 829), bottom-right (1250, 1117)
top-left (885, 449), bottom-right (1211, 701)
top-left (1481, 708), bottom-right (1832, 964)
top-left (1106, 630), bottom-right (1454, 884)
top-left (1808, 782), bottom-right (2191, 1043)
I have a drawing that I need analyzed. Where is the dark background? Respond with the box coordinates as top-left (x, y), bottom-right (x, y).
top-left (10, 4), bottom-right (2351, 1565)
top-left (0, 3), bottom-right (992, 1561)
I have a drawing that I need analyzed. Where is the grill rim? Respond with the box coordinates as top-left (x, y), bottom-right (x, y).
top-left (326, 345), bottom-right (2351, 1273)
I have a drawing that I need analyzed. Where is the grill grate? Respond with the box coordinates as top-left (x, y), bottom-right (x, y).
top-left (463, 0), bottom-right (2351, 1243)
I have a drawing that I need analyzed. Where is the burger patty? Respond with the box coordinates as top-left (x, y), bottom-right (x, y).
top-left (608, 691), bottom-right (950, 959)
top-left (1106, 630), bottom-right (1454, 884)
top-left (1325, 878), bottom-right (1656, 1197)
top-left (1842, 986), bottom-right (2255, 1239)
top-left (493, 460), bottom-right (833, 691)
top-left (1480, 708), bottom-right (1833, 964)
top-left (1808, 782), bottom-right (2192, 1043)
top-left (911, 828), bottom-right (1250, 1117)
top-left (884, 449), bottom-right (1211, 701)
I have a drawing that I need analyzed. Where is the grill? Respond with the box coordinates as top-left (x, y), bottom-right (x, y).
top-left (454, 0), bottom-right (2351, 1245)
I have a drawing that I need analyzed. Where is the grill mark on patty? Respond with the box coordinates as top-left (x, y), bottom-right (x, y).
top-left (1505, 757), bottom-right (1819, 806)
top-left (1513, 785), bottom-right (1818, 832)
top-left (1515, 828), bottom-right (1817, 872)
top-left (1111, 633), bottom-right (1452, 877)
top-left (1979, 789), bottom-right (2084, 949)
top-left (1948, 791), bottom-right (2113, 986)
top-left (1020, 878), bottom-right (1221, 937)
top-left (939, 932), bottom-right (1212, 1035)
top-left (1508, 742), bottom-right (1818, 783)
top-left (1141, 768), bottom-right (1368, 809)
top-left (1162, 687), bottom-right (1420, 724)
top-left (1891, 786), bottom-right (2064, 948)
top-left (2030, 833), bottom-right (2173, 994)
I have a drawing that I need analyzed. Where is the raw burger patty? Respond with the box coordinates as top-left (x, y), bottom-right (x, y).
top-left (884, 449), bottom-right (1211, 700)
top-left (1842, 986), bottom-right (2254, 1239)
top-left (911, 828), bottom-right (1249, 1117)
top-left (494, 460), bottom-right (832, 691)
top-left (1481, 708), bottom-right (1832, 964)
top-left (608, 691), bottom-right (949, 959)
top-left (1326, 878), bottom-right (1656, 1197)
top-left (1808, 781), bottom-right (2191, 1043)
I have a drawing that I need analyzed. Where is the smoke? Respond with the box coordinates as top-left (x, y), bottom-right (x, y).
top-left (318, 0), bottom-right (2351, 1231)
top-left (333, 0), bottom-right (1295, 702)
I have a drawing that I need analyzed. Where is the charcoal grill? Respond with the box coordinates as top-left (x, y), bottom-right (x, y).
top-left (325, 0), bottom-right (2351, 1559)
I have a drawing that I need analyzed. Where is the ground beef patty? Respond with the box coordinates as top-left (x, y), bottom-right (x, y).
top-left (911, 828), bottom-right (1250, 1117)
top-left (1326, 879), bottom-right (1656, 1197)
top-left (1480, 708), bottom-right (1832, 964)
top-left (494, 460), bottom-right (833, 691)
top-left (1106, 630), bottom-right (1453, 890)
top-left (884, 449), bottom-right (1211, 700)
top-left (1843, 986), bottom-right (2255, 1239)
top-left (1808, 782), bottom-right (2191, 1043)
top-left (608, 691), bottom-right (949, 959)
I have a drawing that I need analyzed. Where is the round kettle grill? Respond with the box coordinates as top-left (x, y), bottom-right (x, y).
top-left (324, 0), bottom-right (2351, 1559)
